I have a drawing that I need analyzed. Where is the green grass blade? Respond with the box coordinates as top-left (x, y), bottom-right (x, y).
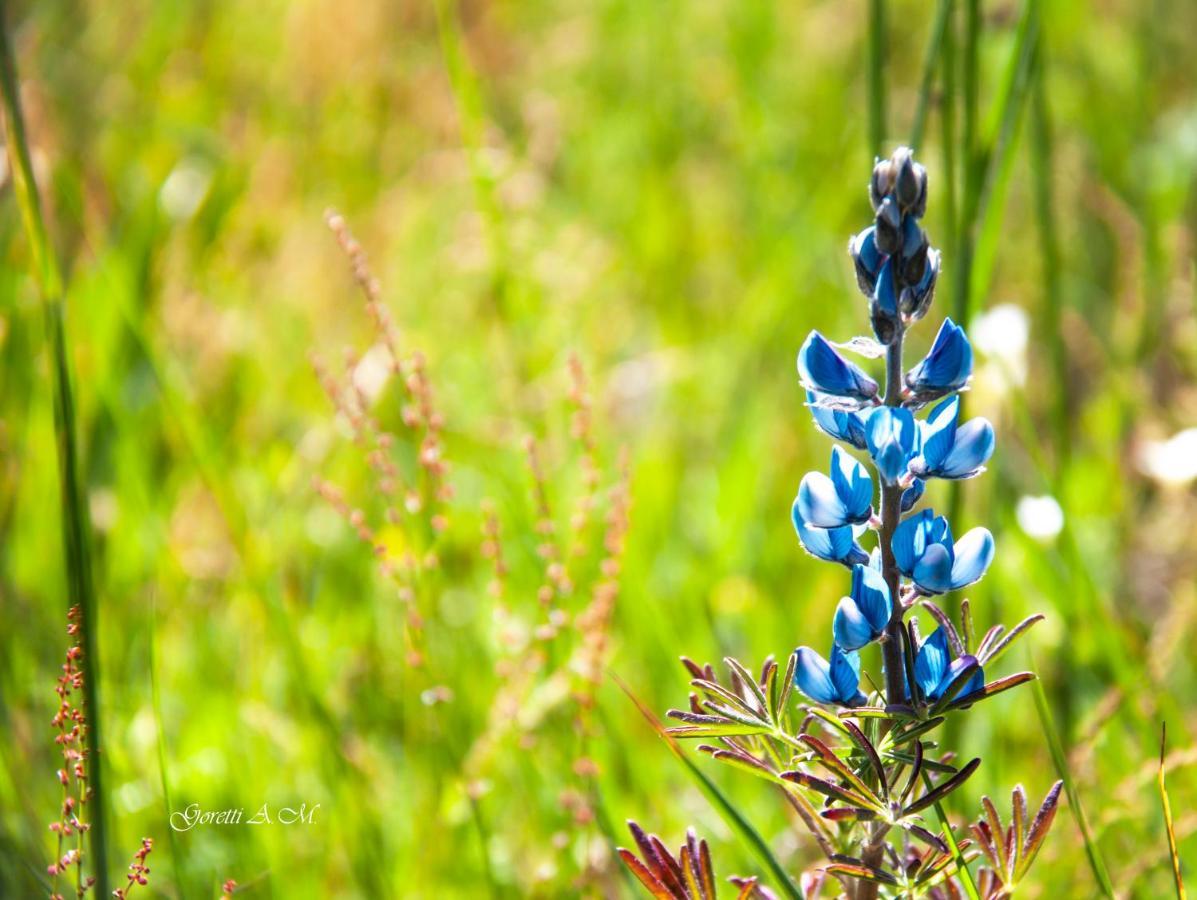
top-left (868, 0), bottom-right (887, 156)
top-left (909, 0), bottom-right (953, 152)
top-left (921, 770), bottom-right (980, 900)
top-left (1158, 725), bottom-right (1187, 900)
top-left (1030, 659), bottom-right (1116, 897)
top-left (150, 595), bottom-right (187, 899)
top-left (614, 674), bottom-right (803, 900)
top-left (0, 5), bottom-right (110, 894)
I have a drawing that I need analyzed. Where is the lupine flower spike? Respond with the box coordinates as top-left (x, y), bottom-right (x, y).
top-left (630, 148), bottom-right (1058, 900)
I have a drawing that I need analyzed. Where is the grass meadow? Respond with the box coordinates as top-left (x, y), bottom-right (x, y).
top-left (1, 0), bottom-right (1195, 896)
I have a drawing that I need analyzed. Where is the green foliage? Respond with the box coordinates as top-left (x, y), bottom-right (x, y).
top-left (0, 0), bottom-right (1195, 896)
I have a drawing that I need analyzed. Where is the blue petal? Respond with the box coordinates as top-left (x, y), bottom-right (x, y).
top-left (851, 226), bottom-right (882, 275)
top-left (797, 472), bottom-right (850, 528)
top-left (873, 258), bottom-right (898, 315)
top-left (949, 527), bottom-right (995, 590)
top-left (938, 418), bottom-right (995, 479)
top-left (829, 447), bottom-right (873, 523)
top-left (931, 655), bottom-right (984, 702)
top-left (906, 317), bottom-right (974, 396)
top-left (900, 478), bottom-right (925, 512)
top-left (829, 645), bottom-right (866, 706)
top-left (913, 542), bottom-right (955, 594)
top-left (797, 332), bottom-right (879, 401)
top-left (833, 596), bottom-right (876, 651)
top-left (866, 407), bottom-right (920, 483)
top-left (891, 508), bottom-right (934, 575)
top-left (917, 396), bottom-right (960, 471)
top-left (914, 627), bottom-right (949, 700)
top-left (792, 509), bottom-right (869, 567)
top-left (793, 647), bottom-right (836, 704)
top-left (851, 563), bottom-right (892, 634)
top-left (807, 391), bottom-right (868, 449)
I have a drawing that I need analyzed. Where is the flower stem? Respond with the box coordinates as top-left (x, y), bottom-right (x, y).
top-left (857, 331), bottom-right (907, 900)
top-left (879, 330), bottom-right (907, 705)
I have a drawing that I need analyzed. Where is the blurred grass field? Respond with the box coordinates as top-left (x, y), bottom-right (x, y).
top-left (1, 0), bottom-right (1196, 896)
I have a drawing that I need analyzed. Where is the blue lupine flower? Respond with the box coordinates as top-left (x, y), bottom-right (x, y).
top-left (913, 627), bottom-right (985, 703)
top-left (892, 509), bottom-right (994, 594)
top-left (900, 477), bottom-right (925, 512)
top-left (849, 226), bottom-right (883, 296)
top-left (807, 391), bottom-right (869, 449)
top-left (833, 564), bottom-right (892, 650)
top-left (797, 331), bottom-right (879, 403)
top-left (793, 644), bottom-right (866, 707)
top-left (911, 395), bottom-right (995, 480)
top-left (905, 318), bottom-right (973, 400)
top-left (865, 406), bottom-right (920, 483)
top-left (796, 447), bottom-right (873, 528)
top-left (792, 509), bottom-right (869, 567)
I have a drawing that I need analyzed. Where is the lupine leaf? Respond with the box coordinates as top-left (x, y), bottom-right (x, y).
top-left (942, 672), bottom-right (1034, 711)
top-left (702, 701), bottom-right (772, 730)
top-left (1011, 784), bottom-right (1029, 863)
top-left (797, 734), bottom-right (875, 800)
top-left (900, 740), bottom-right (925, 803)
top-left (780, 770), bottom-right (884, 812)
top-left (691, 677), bottom-right (765, 718)
top-left (821, 806), bottom-right (879, 822)
top-left (725, 656), bottom-right (771, 717)
top-left (890, 716), bottom-right (946, 746)
top-left (980, 795), bottom-right (1009, 876)
top-left (903, 822), bottom-right (950, 853)
top-left (806, 706), bottom-right (852, 738)
top-left (842, 719), bottom-right (888, 797)
top-left (824, 864), bottom-right (899, 887)
top-left (978, 614), bottom-right (1045, 667)
top-left (922, 602), bottom-right (966, 657)
top-left (1018, 780), bottom-right (1063, 881)
top-left (778, 652), bottom-right (797, 722)
top-left (698, 745), bottom-right (777, 781)
top-left (617, 848), bottom-right (676, 899)
top-left (667, 723), bottom-right (773, 739)
top-left (906, 757), bottom-right (981, 814)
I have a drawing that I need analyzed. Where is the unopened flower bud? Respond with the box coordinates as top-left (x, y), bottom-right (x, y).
top-left (893, 147), bottom-right (921, 211)
top-left (869, 158), bottom-right (895, 211)
top-left (874, 197), bottom-right (902, 256)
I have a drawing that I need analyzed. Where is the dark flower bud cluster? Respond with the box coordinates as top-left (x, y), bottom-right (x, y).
top-left (852, 147), bottom-right (940, 344)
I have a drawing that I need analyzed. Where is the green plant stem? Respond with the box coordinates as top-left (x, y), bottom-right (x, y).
top-left (910, 0), bottom-right (953, 152)
top-left (923, 771), bottom-right (981, 900)
top-left (1030, 658), bottom-right (1115, 897)
top-left (868, 0), bottom-right (887, 157)
top-left (0, 6), bottom-right (110, 896)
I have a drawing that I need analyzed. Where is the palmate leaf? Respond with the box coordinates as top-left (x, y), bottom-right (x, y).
top-left (616, 674), bottom-right (802, 899)
top-left (618, 820), bottom-right (773, 900)
top-left (969, 780), bottom-right (1064, 892)
top-left (823, 862), bottom-right (899, 887)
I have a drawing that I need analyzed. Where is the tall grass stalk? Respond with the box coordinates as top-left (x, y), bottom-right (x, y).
top-left (867, 0), bottom-right (887, 157)
top-left (0, 6), bottom-right (110, 895)
top-left (909, 0), bottom-right (953, 153)
top-left (1158, 725), bottom-right (1187, 900)
top-left (1030, 658), bottom-right (1116, 897)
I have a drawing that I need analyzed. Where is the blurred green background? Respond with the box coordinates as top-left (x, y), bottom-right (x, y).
top-left (1, 0), bottom-right (1195, 896)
